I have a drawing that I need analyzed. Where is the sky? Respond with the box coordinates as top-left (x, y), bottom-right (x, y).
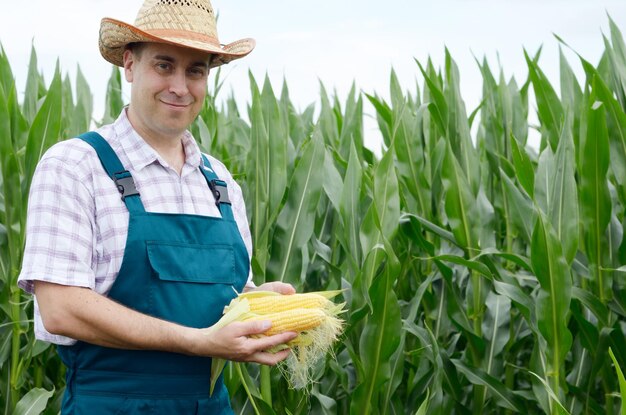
top-left (2, 0), bottom-right (626, 152)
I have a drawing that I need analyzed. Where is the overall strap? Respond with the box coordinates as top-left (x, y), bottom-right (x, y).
top-left (199, 154), bottom-right (235, 221)
top-left (78, 132), bottom-right (146, 215)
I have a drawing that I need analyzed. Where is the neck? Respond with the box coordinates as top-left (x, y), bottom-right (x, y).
top-left (126, 108), bottom-right (187, 175)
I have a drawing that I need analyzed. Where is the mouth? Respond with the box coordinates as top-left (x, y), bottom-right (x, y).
top-left (160, 100), bottom-right (191, 110)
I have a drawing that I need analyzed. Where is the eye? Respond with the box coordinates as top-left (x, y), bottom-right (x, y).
top-left (187, 66), bottom-right (207, 79)
top-left (155, 62), bottom-right (173, 72)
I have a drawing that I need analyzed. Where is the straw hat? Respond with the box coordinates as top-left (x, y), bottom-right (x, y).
top-left (99, 0), bottom-right (255, 69)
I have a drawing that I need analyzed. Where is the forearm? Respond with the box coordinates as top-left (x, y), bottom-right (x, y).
top-left (34, 280), bottom-right (298, 365)
top-left (35, 281), bottom-right (197, 354)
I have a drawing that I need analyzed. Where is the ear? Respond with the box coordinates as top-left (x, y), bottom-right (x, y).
top-left (123, 49), bottom-right (135, 82)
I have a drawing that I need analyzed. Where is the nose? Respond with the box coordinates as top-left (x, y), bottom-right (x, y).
top-left (169, 70), bottom-right (189, 96)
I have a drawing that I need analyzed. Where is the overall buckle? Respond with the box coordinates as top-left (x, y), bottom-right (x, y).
top-left (113, 172), bottom-right (140, 201)
top-left (208, 179), bottom-right (231, 206)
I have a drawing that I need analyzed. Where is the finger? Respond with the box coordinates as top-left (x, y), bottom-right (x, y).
top-left (248, 331), bottom-right (298, 351)
top-left (250, 348), bottom-right (292, 366)
top-left (227, 320), bottom-right (272, 337)
top-left (262, 281), bottom-right (296, 295)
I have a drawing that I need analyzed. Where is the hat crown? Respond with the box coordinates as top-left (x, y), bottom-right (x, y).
top-left (134, 0), bottom-right (219, 42)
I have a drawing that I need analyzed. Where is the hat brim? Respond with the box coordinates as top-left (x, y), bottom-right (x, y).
top-left (99, 18), bottom-right (255, 69)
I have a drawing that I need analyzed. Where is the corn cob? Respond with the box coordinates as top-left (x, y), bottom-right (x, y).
top-left (208, 290), bottom-right (345, 393)
top-left (246, 293), bottom-right (330, 314)
top-left (244, 308), bottom-right (326, 335)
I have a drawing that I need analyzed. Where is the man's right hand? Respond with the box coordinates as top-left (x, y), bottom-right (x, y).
top-left (193, 321), bottom-right (297, 365)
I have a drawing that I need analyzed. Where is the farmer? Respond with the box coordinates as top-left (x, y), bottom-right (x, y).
top-left (17, 0), bottom-right (297, 413)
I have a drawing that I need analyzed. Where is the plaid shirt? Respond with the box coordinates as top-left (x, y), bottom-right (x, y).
top-left (18, 109), bottom-right (254, 345)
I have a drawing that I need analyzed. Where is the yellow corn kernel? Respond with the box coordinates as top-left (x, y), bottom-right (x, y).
top-left (247, 293), bottom-right (330, 314)
top-left (246, 308), bottom-right (326, 336)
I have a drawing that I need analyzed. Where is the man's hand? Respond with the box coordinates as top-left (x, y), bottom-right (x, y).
top-left (195, 320), bottom-right (297, 365)
top-left (204, 281), bottom-right (297, 364)
top-left (244, 281), bottom-right (296, 295)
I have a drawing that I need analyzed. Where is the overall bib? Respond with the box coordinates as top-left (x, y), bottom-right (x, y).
top-left (57, 132), bottom-right (249, 414)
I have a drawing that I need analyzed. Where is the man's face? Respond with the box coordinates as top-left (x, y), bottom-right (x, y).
top-left (123, 43), bottom-right (210, 141)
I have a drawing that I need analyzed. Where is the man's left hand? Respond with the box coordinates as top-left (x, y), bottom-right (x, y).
top-left (244, 281), bottom-right (295, 295)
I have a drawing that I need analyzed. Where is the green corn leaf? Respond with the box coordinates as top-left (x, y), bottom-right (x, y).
top-left (22, 44), bottom-right (41, 123)
top-left (416, 58), bottom-right (448, 136)
top-left (0, 45), bottom-right (15, 100)
top-left (0, 83), bottom-right (21, 272)
top-left (571, 287), bottom-right (610, 327)
top-left (526, 369), bottom-right (571, 415)
top-left (404, 213), bottom-right (457, 247)
top-left (23, 64), bottom-right (63, 197)
top-left (534, 116), bottom-right (579, 264)
top-left (524, 49), bottom-right (564, 152)
top-left (482, 292), bottom-right (511, 376)
top-left (338, 141), bottom-right (363, 270)
top-left (605, 17), bottom-right (626, 110)
top-left (415, 389), bottom-right (430, 415)
top-left (441, 142), bottom-right (479, 253)
top-left (492, 279), bottom-right (532, 322)
top-left (318, 82), bottom-right (340, 148)
top-left (267, 130), bottom-right (325, 283)
top-left (357, 146), bottom-right (399, 309)
top-left (611, 325), bottom-right (626, 375)
top-left (102, 66), bottom-right (123, 124)
top-left (359, 146), bottom-right (400, 287)
top-left (569, 320), bottom-right (598, 363)
top-left (366, 92), bottom-right (392, 148)
top-left (392, 102), bottom-right (430, 216)
top-left (261, 75), bottom-right (288, 220)
top-left (338, 84), bottom-right (364, 159)
top-left (445, 49), bottom-right (480, 194)
top-left (13, 388), bottom-right (54, 415)
top-left (72, 64), bottom-right (93, 135)
top-left (608, 16), bottom-right (626, 72)
top-left (609, 348), bottom-right (626, 415)
top-left (509, 134), bottom-right (535, 198)
top-left (579, 57), bottom-right (626, 206)
top-left (61, 73), bottom-right (75, 137)
top-left (321, 147), bottom-right (343, 214)
top-left (531, 212), bottom-right (573, 395)
top-left (247, 74), bottom-right (271, 278)
top-left (350, 243), bottom-right (402, 414)
top-left (559, 47), bottom-right (583, 157)
top-left (580, 89), bottom-right (612, 302)
top-left (452, 359), bottom-right (523, 412)
top-left (439, 264), bottom-right (486, 356)
top-left (475, 247), bottom-right (533, 273)
top-left (430, 254), bottom-right (492, 278)
top-left (389, 68), bottom-right (404, 111)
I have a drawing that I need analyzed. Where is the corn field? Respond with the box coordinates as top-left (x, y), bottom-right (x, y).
top-left (3, 17), bottom-right (626, 415)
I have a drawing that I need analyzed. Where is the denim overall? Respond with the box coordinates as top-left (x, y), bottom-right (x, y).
top-left (57, 132), bottom-right (249, 414)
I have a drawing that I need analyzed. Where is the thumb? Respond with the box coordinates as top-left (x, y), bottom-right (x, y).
top-left (243, 320), bottom-right (272, 335)
top-left (265, 282), bottom-right (296, 295)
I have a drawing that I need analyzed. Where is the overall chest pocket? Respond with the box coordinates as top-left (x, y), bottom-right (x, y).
top-left (146, 241), bottom-right (237, 327)
top-left (147, 241), bottom-right (236, 284)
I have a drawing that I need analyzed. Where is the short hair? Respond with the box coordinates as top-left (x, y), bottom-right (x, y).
top-left (125, 42), bottom-right (148, 60)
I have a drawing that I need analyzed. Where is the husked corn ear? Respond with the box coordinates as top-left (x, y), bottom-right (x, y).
top-left (211, 290), bottom-right (345, 393)
top-left (246, 308), bottom-right (326, 336)
top-left (247, 293), bottom-right (330, 314)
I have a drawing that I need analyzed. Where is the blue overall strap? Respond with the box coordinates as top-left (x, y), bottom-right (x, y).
top-left (199, 154), bottom-right (235, 221)
top-left (78, 132), bottom-right (146, 215)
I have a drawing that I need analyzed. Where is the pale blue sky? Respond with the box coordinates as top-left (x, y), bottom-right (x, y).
top-left (2, 0), bottom-right (626, 151)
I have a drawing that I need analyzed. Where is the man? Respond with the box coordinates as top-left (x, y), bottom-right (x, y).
top-left (18, 0), bottom-right (296, 413)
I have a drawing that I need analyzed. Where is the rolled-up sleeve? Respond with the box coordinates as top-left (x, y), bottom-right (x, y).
top-left (18, 153), bottom-right (96, 294)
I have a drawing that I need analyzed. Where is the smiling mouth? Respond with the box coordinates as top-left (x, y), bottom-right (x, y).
top-left (161, 100), bottom-right (190, 108)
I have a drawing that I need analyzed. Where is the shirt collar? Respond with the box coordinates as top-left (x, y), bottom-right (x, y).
top-left (112, 109), bottom-right (203, 173)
